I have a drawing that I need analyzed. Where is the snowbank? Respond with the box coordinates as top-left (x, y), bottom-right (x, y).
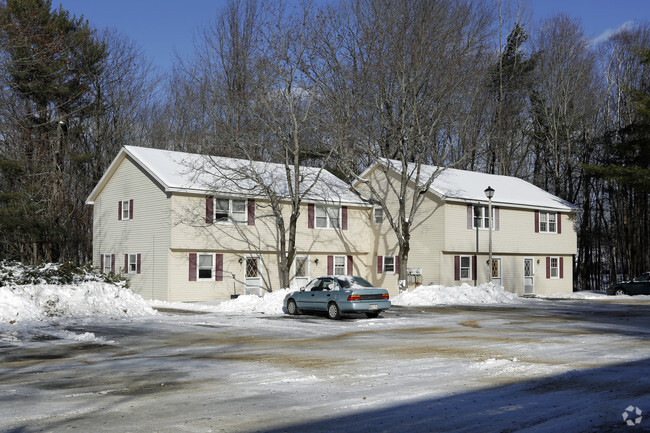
top-left (0, 282), bottom-right (156, 324)
top-left (152, 284), bottom-right (525, 316)
top-left (392, 283), bottom-right (523, 306)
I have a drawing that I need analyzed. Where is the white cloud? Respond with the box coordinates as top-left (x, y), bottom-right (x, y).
top-left (592, 20), bottom-right (635, 45)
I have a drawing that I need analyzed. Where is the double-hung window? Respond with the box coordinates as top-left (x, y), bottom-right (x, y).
top-left (333, 255), bottom-right (346, 275)
top-left (374, 207), bottom-right (384, 225)
top-left (198, 253), bottom-right (214, 280)
top-left (213, 198), bottom-right (247, 224)
top-left (128, 254), bottom-right (137, 273)
top-left (539, 212), bottom-right (557, 233)
top-left (473, 206), bottom-right (493, 229)
top-left (460, 255), bottom-right (472, 280)
top-left (316, 206), bottom-right (340, 229)
top-left (383, 256), bottom-right (396, 273)
top-left (549, 257), bottom-right (559, 278)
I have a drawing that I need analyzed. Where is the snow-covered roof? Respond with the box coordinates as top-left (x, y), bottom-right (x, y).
top-left (87, 146), bottom-right (365, 206)
top-left (360, 160), bottom-right (578, 212)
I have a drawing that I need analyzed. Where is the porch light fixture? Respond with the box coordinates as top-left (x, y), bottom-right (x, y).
top-left (484, 186), bottom-right (495, 282)
top-left (315, 258), bottom-right (319, 265)
top-left (238, 257), bottom-right (244, 264)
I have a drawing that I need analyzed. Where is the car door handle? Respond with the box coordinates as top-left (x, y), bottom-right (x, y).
top-left (311, 294), bottom-right (315, 297)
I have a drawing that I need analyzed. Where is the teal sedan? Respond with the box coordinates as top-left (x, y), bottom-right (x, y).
top-left (284, 276), bottom-right (390, 319)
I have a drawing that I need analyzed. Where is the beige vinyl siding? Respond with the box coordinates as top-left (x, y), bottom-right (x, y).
top-left (444, 202), bottom-right (576, 256)
top-left (92, 155), bottom-right (171, 300)
top-left (166, 194), bottom-right (372, 299)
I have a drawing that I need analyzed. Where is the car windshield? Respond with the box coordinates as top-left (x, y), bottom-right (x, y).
top-left (335, 276), bottom-right (374, 289)
top-left (634, 273), bottom-right (649, 282)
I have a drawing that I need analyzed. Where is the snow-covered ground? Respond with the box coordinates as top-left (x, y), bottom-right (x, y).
top-left (1, 282), bottom-right (650, 432)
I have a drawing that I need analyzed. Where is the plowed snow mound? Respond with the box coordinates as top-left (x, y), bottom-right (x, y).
top-left (392, 283), bottom-right (523, 306)
top-left (0, 282), bottom-right (156, 323)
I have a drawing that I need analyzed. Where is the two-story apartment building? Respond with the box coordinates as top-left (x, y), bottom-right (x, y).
top-left (356, 160), bottom-right (578, 296)
top-left (87, 147), bottom-right (578, 301)
top-left (85, 146), bottom-right (372, 302)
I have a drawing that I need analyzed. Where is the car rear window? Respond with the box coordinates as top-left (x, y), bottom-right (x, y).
top-left (336, 276), bottom-right (374, 289)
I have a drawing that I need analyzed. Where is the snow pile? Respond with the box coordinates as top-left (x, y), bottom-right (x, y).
top-left (0, 282), bottom-right (156, 324)
top-left (392, 283), bottom-right (524, 306)
top-left (210, 288), bottom-right (293, 315)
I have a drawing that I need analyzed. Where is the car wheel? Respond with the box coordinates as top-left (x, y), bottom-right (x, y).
top-left (365, 312), bottom-right (380, 318)
top-left (614, 288), bottom-right (626, 296)
top-left (287, 299), bottom-right (300, 315)
top-left (327, 302), bottom-right (341, 320)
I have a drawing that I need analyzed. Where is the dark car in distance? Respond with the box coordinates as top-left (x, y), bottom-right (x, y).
top-left (606, 272), bottom-right (650, 296)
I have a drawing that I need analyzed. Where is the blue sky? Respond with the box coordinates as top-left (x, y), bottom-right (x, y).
top-left (56, 0), bottom-right (648, 73)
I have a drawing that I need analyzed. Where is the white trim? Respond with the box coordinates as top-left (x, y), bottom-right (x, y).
top-left (459, 255), bottom-right (472, 281)
top-left (333, 254), bottom-right (347, 275)
top-left (197, 253), bottom-right (215, 280)
top-left (315, 205), bottom-right (341, 229)
top-left (127, 253), bottom-right (137, 274)
top-left (549, 256), bottom-right (560, 279)
top-left (373, 207), bottom-right (384, 225)
top-left (382, 255), bottom-right (396, 274)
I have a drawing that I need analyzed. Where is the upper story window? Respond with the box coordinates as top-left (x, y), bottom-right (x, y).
top-left (539, 211), bottom-right (557, 233)
top-left (374, 207), bottom-right (384, 225)
top-left (473, 206), bottom-right (493, 229)
top-left (212, 197), bottom-right (247, 224)
top-left (316, 206), bottom-right (340, 229)
top-left (118, 199), bottom-right (133, 221)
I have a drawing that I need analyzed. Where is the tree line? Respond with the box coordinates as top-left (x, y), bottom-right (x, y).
top-left (0, 0), bottom-right (648, 290)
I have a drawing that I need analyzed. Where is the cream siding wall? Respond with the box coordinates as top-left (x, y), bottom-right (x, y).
top-left (439, 202), bottom-right (576, 293)
top-left (167, 193), bottom-right (372, 300)
top-left (92, 155), bottom-right (171, 300)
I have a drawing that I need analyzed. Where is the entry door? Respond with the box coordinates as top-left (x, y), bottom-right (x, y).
top-left (491, 258), bottom-right (502, 286)
top-left (245, 256), bottom-right (262, 296)
top-left (294, 256), bottom-right (310, 288)
top-left (523, 258), bottom-right (534, 295)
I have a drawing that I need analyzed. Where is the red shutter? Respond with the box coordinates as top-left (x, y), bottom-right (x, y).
top-left (206, 196), bottom-right (214, 224)
top-left (308, 204), bottom-right (314, 228)
top-left (248, 199), bottom-right (255, 226)
top-left (347, 255), bottom-right (353, 275)
top-left (467, 205), bottom-right (473, 229)
top-left (342, 206), bottom-right (348, 230)
top-left (535, 211), bottom-right (539, 233)
top-left (189, 253), bottom-right (197, 281)
top-left (494, 207), bottom-right (500, 231)
top-left (454, 256), bottom-right (460, 281)
top-left (111, 254), bottom-right (115, 273)
top-left (137, 254), bottom-right (141, 274)
top-left (557, 213), bottom-right (562, 234)
top-left (118, 201), bottom-right (122, 221)
top-left (559, 257), bottom-right (564, 279)
top-left (129, 199), bottom-right (134, 219)
top-left (395, 256), bottom-right (399, 274)
top-left (327, 255), bottom-right (333, 275)
top-left (472, 255), bottom-right (477, 281)
top-left (546, 257), bottom-right (550, 279)
top-left (377, 256), bottom-right (383, 274)
top-left (216, 254), bottom-right (223, 281)
top-left (124, 254), bottom-right (128, 273)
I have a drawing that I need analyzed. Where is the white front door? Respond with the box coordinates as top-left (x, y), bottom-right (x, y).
top-left (244, 256), bottom-right (262, 296)
top-left (491, 258), bottom-right (502, 286)
top-left (524, 258), bottom-right (534, 295)
top-left (294, 255), bottom-right (310, 288)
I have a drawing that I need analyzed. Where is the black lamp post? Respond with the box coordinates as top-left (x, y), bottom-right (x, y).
top-left (484, 186), bottom-right (495, 282)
